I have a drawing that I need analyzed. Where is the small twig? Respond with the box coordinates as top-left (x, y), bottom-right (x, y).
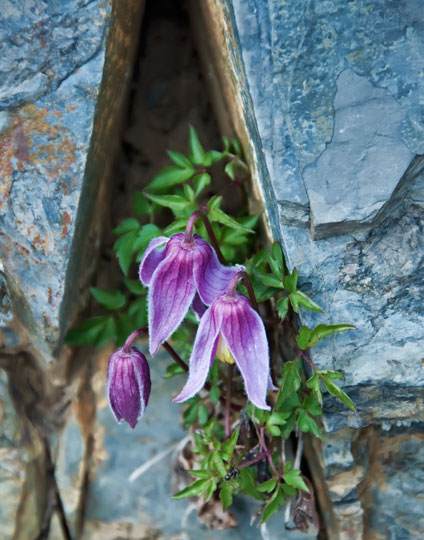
top-left (293, 431), bottom-right (303, 470)
top-left (225, 364), bottom-right (234, 438)
top-left (238, 450), bottom-right (268, 470)
top-left (240, 272), bottom-right (259, 313)
top-left (256, 425), bottom-right (280, 478)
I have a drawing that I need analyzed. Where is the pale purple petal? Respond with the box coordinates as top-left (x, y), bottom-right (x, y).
top-left (220, 295), bottom-right (270, 410)
top-left (106, 348), bottom-right (151, 429)
top-left (148, 247), bottom-right (197, 356)
top-left (173, 303), bottom-right (223, 403)
top-left (195, 244), bottom-right (244, 305)
top-left (139, 236), bottom-right (169, 285)
top-left (191, 293), bottom-right (207, 321)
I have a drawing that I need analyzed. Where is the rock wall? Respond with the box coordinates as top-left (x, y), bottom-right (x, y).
top-left (0, 1), bottom-right (145, 538)
top-left (191, 1), bottom-right (424, 538)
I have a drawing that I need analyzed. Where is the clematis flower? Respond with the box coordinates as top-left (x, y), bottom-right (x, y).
top-left (173, 273), bottom-right (272, 410)
top-left (106, 330), bottom-right (151, 429)
top-left (139, 228), bottom-right (242, 356)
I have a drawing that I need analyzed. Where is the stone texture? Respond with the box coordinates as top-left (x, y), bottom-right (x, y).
top-left (191, 0), bottom-right (424, 537)
top-left (0, 0), bottom-right (145, 359)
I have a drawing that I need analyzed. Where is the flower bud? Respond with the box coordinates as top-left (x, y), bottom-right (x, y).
top-left (106, 345), bottom-right (151, 429)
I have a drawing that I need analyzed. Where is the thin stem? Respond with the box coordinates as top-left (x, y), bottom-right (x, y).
top-left (286, 319), bottom-right (318, 371)
top-left (122, 328), bottom-right (148, 353)
top-left (241, 273), bottom-right (259, 313)
top-left (225, 364), bottom-right (234, 438)
top-left (162, 341), bottom-right (189, 373)
top-left (186, 209), bottom-right (226, 264)
top-left (256, 425), bottom-right (280, 478)
top-left (293, 431), bottom-right (303, 470)
top-left (238, 450), bottom-right (268, 470)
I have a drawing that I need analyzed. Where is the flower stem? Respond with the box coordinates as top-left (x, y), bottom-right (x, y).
top-left (162, 341), bottom-right (189, 373)
top-left (225, 364), bottom-right (234, 438)
top-left (226, 271), bottom-right (259, 313)
top-left (257, 425), bottom-right (280, 478)
top-left (286, 319), bottom-right (318, 371)
top-left (122, 328), bottom-right (148, 353)
top-left (238, 450), bottom-right (268, 470)
top-left (185, 209), bottom-right (226, 264)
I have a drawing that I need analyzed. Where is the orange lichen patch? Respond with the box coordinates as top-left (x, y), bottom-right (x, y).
top-left (60, 211), bottom-right (72, 239)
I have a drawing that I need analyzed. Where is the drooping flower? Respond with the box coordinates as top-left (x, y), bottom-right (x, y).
top-left (173, 273), bottom-right (272, 410)
top-left (139, 231), bottom-right (241, 356)
top-left (106, 330), bottom-right (151, 429)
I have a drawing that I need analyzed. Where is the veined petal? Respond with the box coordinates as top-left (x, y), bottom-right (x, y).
top-left (194, 241), bottom-right (243, 305)
top-left (148, 247), bottom-right (197, 356)
top-left (139, 236), bottom-right (169, 285)
top-left (191, 293), bottom-right (207, 321)
top-left (173, 303), bottom-right (223, 403)
top-left (221, 295), bottom-right (271, 410)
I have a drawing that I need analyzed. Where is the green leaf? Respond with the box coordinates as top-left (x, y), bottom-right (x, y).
top-left (146, 165), bottom-right (194, 191)
top-left (144, 193), bottom-right (189, 212)
top-left (266, 424), bottom-right (281, 436)
top-left (209, 207), bottom-right (254, 233)
top-left (173, 479), bottom-right (209, 500)
top-left (193, 172), bottom-right (211, 197)
top-left (128, 296), bottom-right (147, 327)
top-left (238, 468), bottom-right (264, 501)
top-left (308, 324), bottom-right (356, 348)
top-left (94, 316), bottom-right (117, 347)
top-left (209, 385), bottom-right (221, 404)
top-left (221, 428), bottom-right (239, 462)
top-left (320, 375), bottom-right (356, 411)
top-left (219, 483), bottom-right (233, 510)
top-left (257, 478), bottom-right (277, 493)
top-left (306, 372), bottom-right (322, 402)
top-left (203, 149), bottom-right (223, 166)
top-left (208, 195), bottom-right (223, 210)
top-left (183, 403), bottom-right (199, 427)
top-left (163, 363), bottom-right (186, 379)
top-left (276, 297), bottom-right (289, 320)
top-left (260, 489), bottom-right (284, 524)
top-left (205, 478), bottom-right (217, 502)
top-left (276, 361), bottom-right (302, 409)
top-left (167, 150), bottom-right (193, 169)
top-left (289, 292), bottom-right (299, 313)
top-left (163, 217), bottom-right (187, 235)
top-left (231, 138), bottom-right (243, 156)
top-left (297, 409), bottom-right (323, 439)
top-left (267, 412), bottom-right (290, 425)
top-left (303, 394), bottom-right (322, 416)
top-left (115, 313), bottom-right (136, 346)
top-left (113, 229), bottom-right (138, 275)
top-left (188, 126), bottom-right (205, 165)
top-left (296, 326), bottom-right (312, 350)
top-left (113, 218), bottom-right (140, 235)
top-left (283, 268), bottom-right (298, 293)
top-left (133, 193), bottom-right (150, 216)
top-left (133, 224), bottom-right (162, 252)
top-left (280, 412), bottom-right (297, 440)
top-left (213, 452), bottom-right (227, 478)
top-left (183, 183), bottom-right (195, 202)
top-left (65, 316), bottom-right (108, 346)
top-left (123, 278), bottom-right (145, 295)
top-left (222, 135), bottom-right (231, 152)
top-left (261, 274), bottom-right (283, 288)
top-left (292, 290), bottom-right (323, 312)
top-left (197, 404), bottom-right (209, 426)
top-left (283, 469), bottom-right (309, 492)
top-left (90, 287), bottom-right (126, 311)
top-left (225, 161), bottom-right (236, 180)
top-left (270, 242), bottom-right (284, 274)
top-left (189, 469), bottom-right (211, 480)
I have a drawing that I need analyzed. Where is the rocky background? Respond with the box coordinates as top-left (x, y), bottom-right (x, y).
top-left (1, 0), bottom-right (423, 539)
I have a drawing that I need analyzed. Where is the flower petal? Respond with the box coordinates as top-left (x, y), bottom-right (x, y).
top-left (139, 236), bottom-right (169, 285)
top-left (173, 303), bottom-right (222, 403)
top-left (194, 239), bottom-right (243, 305)
top-left (220, 295), bottom-right (271, 410)
top-left (148, 247), bottom-right (197, 356)
top-left (191, 293), bottom-right (207, 321)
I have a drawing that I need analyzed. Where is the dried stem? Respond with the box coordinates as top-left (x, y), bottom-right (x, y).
top-left (162, 341), bottom-right (189, 373)
top-left (238, 450), bottom-right (268, 470)
top-left (256, 424), bottom-right (280, 478)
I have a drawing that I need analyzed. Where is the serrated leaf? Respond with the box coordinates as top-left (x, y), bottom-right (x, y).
top-left (188, 126), bottom-right (205, 165)
top-left (283, 469), bottom-right (309, 492)
top-left (167, 150), bottom-right (193, 169)
top-left (308, 324), bottom-right (355, 348)
top-left (320, 375), bottom-right (356, 411)
top-left (297, 409), bottom-right (323, 439)
top-left (189, 469), bottom-right (211, 479)
top-left (208, 207), bottom-right (254, 233)
top-left (292, 290), bottom-right (323, 312)
top-left (123, 278), bottom-right (145, 295)
top-left (205, 478), bottom-right (217, 502)
top-left (219, 483), bottom-right (233, 510)
top-left (113, 229), bottom-right (138, 275)
top-left (113, 218), bottom-right (140, 235)
top-left (257, 478), bottom-right (277, 493)
top-left (260, 489), bottom-right (284, 524)
top-left (133, 193), bottom-right (150, 216)
top-left (193, 172), bottom-right (211, 197)
top-left (213, 452), bottom-right (227, 478)
top-left (276, 297), bottom-right (289, 320)
top-left (144, 193), bottom-right (189, 212)
top-left (65, 316), bottom-right (108, 346)
top-left (276, 361), bottom-right (302, 409)
top-left (90, 288), bottom-right (126, 310)
top-left (146, 165), bottom-right (194, 191)
top-left (283, 268), bottom-right (298, 293)
top-left (296, 326), bottom-right (312, 350)
top-left (163, 363), bottom-right (185, 379)
top-left (173, 479), bottom-right (209, 499)
top-left (221, 427), bottom-right (239, 462)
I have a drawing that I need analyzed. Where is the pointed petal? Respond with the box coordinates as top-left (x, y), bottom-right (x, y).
top-left (195, 243), bottom-right (244, 305)
top-left (139, 236), bottom-right (169, 285)
top-left (173, 304), bottom-right (222, 403)
top-left (221, 295), bottom-right (270, 410)
top-left (148, 247), bottom-right (197, 356)
top-left (191, 293), bottom-right (207, 321)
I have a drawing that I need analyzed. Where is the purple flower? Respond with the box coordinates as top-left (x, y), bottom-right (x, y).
top-left (173, 287), bottom-right (272, 410)
top-left (106, 330), bottom-right (151, 429)
top-left (139, 232), bottom-right (241, 356)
